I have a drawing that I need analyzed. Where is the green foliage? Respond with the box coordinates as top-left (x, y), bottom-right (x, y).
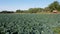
top-left (15, 8), bottom-right (44, 13)
top-left (16, 10), bottom-right (24, 13)
top-left (28, 8), bottom-right (43, 13)
top-left (0, 14), bottom-right (60, 34)
top-left (0, 11), bottom-right (14, 13)
top-left (52, 27), bottom-right (60, 34)
top-left (48, 1), bottom-right (60, 12)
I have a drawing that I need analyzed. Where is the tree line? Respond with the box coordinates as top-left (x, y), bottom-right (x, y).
top-left (0, 1), bottom-right (60, 13)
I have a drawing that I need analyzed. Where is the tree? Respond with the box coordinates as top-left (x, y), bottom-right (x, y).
top-left (16, 10), bottom-right (23, 13)
top-left (28, 8), bottom-right (43, 13)
top-left (48, 1), bottom-right (60, 12)
top-left (44, 7), bottom-right (50, 12)
top-left (0, 10), bottom-right (14, 13)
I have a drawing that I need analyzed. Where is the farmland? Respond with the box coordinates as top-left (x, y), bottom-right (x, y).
top-left (0, 14), bottom-right (60, 34)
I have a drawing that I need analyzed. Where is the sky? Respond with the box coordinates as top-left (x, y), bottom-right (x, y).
top-left (0, 0), bottom-right (60, 11)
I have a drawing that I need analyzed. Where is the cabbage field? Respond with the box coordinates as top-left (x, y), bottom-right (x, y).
top-left (0, 14), bottom-right (60, 34)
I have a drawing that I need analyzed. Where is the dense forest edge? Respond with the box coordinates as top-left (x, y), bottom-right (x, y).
top-left (0, 1), bottom-right (60, 13)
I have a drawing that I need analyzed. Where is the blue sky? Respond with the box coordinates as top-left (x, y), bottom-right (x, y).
top-left (0, 0), bottom-right (60, 11)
